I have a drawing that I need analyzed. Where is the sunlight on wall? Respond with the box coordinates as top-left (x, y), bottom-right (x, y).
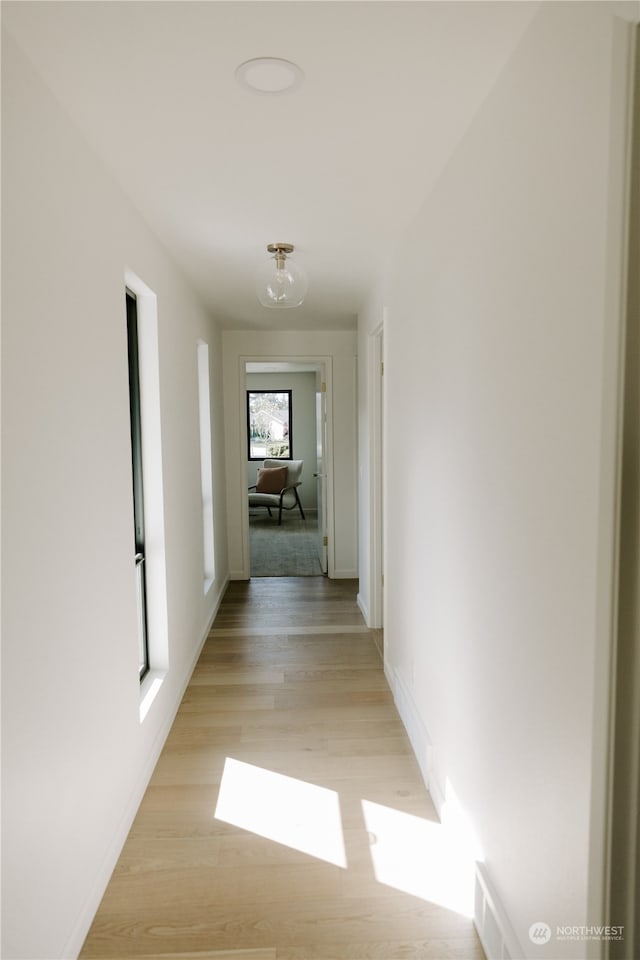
top-left (214, 757), bottom-right (347, 867)
top-left (440, 776), bottom-right (484, 865)
top-left (138, 672), bottom-right (164, 723)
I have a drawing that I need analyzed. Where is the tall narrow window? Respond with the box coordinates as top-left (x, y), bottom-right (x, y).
top-left (197, 341), bottom-right (215, 590)
top-left (126, 291), bottom-right (149, 680)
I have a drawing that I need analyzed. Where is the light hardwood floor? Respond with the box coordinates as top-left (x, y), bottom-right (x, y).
top-left (80, 578), bottom-right (485, 960)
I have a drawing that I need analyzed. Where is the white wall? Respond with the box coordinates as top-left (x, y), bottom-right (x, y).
top-left (246, 372), bottom-right (318, 510)
top-left (358, 5), bottom-right (634, 958)
top-left (223, 330), bottom-right (357, 579)
top-left (1, 35), bottom-right (228, 960)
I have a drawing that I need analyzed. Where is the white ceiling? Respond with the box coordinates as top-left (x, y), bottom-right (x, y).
top-left (3, 0), bottom-right (541, 332)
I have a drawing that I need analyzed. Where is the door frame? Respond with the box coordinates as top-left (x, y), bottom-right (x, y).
top-left (239, 355), bottom-right (335, 578)
top-left (604, 23), bottom-right (640, 957)
top-left (366, 321), bottom-right (385, 629)
top-left (315, 369), bottom-right (329, 574)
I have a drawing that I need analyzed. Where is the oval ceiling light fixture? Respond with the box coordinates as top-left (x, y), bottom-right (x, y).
top-left (256, 243), bottom-right (308, 308)
top-left (235, 57), bottom-right (304, 95)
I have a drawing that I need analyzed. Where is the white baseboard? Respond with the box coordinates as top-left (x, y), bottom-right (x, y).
top-left (474, 862), bottom-right (525, 960)
top-left (356, 591), bottom-right (370, 624)
top-left (331, 568), bottom-right (358, 579)
top-left (62, 576), bottom-right (229, 959)
top-left (384, 661), bottom-right (431, 791)
top-left (384, 661), bottom-right (522, 960)
top-left (200, 575), bottom-right (229, 643)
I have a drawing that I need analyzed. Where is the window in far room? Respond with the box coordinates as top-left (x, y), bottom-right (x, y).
top-left (247, 390), bottom-right (293, 460)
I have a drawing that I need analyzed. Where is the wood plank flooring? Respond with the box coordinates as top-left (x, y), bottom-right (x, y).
top-left (80, 578), bottom-right (485, 960)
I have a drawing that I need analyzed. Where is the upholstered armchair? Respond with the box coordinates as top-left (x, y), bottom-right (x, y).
top-left (248, 458), bottom-right (305, 525)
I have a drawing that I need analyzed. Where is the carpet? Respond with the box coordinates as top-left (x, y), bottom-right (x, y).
top-left (249, 510), bottom-right (323, 577)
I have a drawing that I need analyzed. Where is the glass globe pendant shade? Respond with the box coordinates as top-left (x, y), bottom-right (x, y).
top-left (256, 244), bottom-right (308, 308)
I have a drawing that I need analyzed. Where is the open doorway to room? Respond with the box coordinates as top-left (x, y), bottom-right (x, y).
top-left (244, 360), bottom-right (330, 578)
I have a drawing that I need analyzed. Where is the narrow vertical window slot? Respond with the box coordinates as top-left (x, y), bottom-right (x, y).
top-left (126, 291), bottom-right (149, 680)
top-left (125, 271), bottom-right (169, 720)
top-left (197, 340), bottom-right (215, 591)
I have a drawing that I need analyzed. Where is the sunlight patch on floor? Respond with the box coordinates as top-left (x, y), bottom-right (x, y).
top-left (214, 758), bottom-right (476, 917)
top-left (214, 757), bottom-right (347, 867)
top-left (361, 798), bottom-right (476, 916)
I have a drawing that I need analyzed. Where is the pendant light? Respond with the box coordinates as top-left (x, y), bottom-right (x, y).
top-left (256, 243), bottom-right (308, 308)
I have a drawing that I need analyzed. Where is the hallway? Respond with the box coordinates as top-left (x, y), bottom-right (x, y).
top-left (80, 579), bottom-right (484, 960)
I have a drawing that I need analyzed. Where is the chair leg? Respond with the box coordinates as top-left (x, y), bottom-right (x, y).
top-left (295, 489), bottom-right (305, 520)
top-left (267, 507), bottom-right (272, 517)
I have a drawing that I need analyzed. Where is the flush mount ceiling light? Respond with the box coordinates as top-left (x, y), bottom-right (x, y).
top-left (256, 243), bottom-right (308, 309)
top-left (235, 57), bottom-right (304, 95)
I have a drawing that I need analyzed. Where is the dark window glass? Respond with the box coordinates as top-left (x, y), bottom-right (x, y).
top-left (126, 291), bottom-right (149, 681)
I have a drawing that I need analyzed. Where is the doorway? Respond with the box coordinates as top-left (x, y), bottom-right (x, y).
top-left (244, 359), bottom-right (331, 578)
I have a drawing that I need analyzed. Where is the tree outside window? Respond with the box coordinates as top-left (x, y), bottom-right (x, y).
top-left (247, 390), bottom-right (292, 460)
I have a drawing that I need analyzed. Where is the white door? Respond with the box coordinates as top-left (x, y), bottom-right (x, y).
top-left (315, 373), bottom-right (328, 574)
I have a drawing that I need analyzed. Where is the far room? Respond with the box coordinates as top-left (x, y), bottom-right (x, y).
top-left (246, 362), bottom-right (327, 577)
